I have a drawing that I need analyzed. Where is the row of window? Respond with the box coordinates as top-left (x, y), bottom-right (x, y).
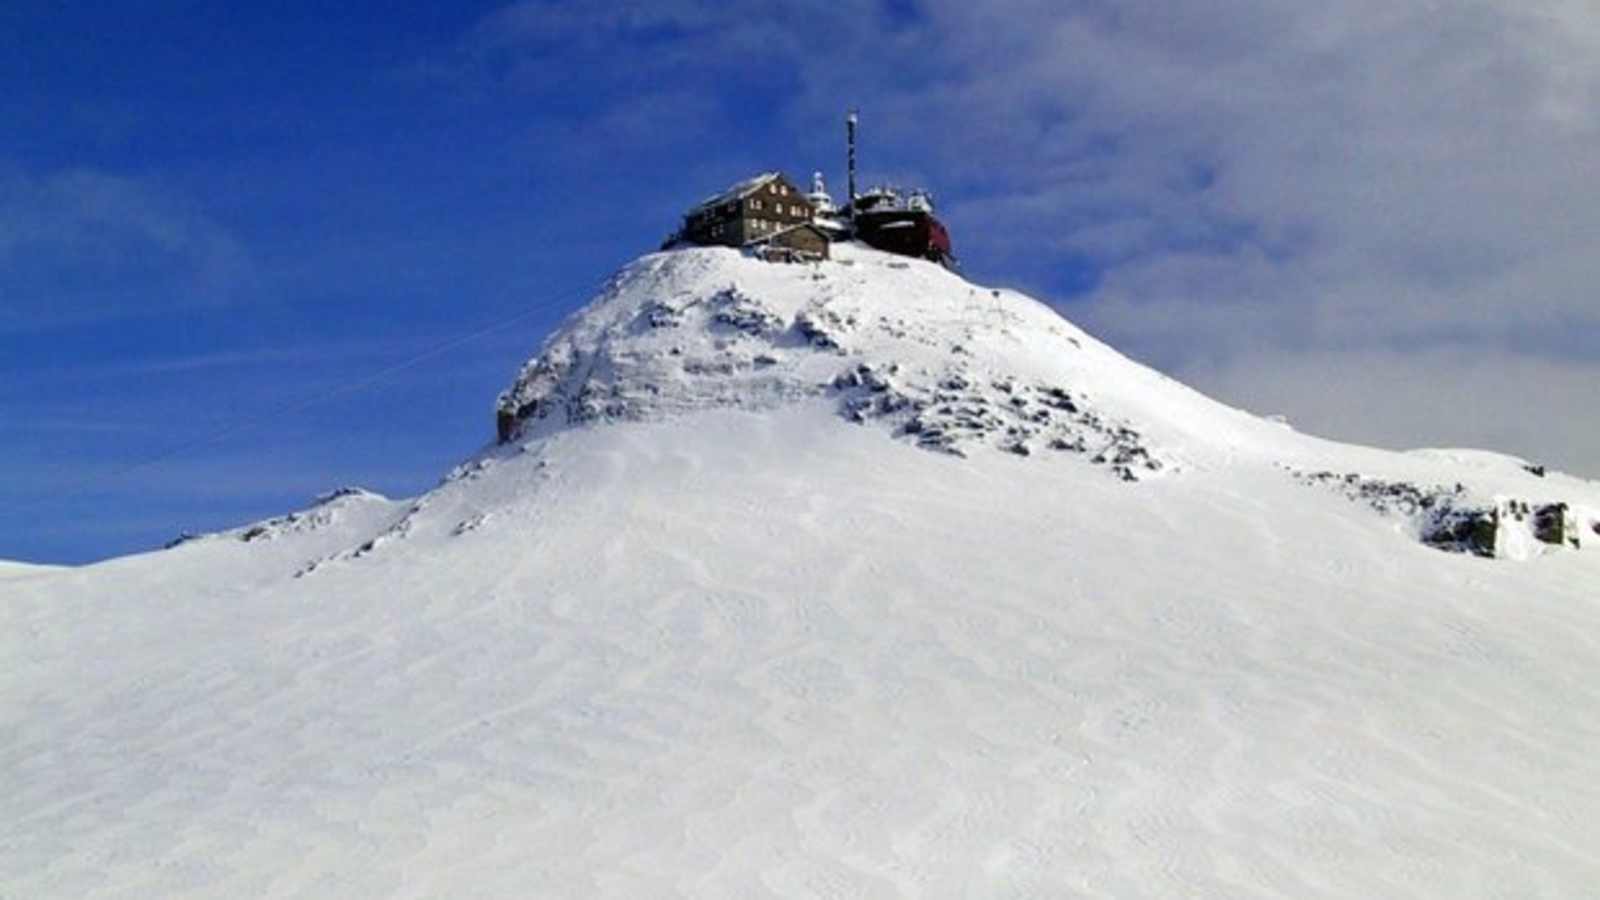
top-left (702, 220), bottom-right (788, 239)
top-left (748, 198), bottom-right (806, 217)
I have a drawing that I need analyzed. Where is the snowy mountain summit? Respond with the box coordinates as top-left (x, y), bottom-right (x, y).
top-left (6, 243), bottom-right (1600, 899)
top-left (498, 243), bottom-right (1597, 560)
top-left (499, 244), bottom-right (1174, 479)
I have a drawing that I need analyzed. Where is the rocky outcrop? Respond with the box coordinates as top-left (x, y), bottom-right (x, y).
top-left (833, 363), bottom-right (1165, 479)
top-left (493, 248), bottom-right (1175, 481)
top-left (1289, 468), bottom-right (1590, 559)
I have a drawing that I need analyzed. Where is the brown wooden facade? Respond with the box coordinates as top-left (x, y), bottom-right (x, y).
top-left (754, 222), bottom-right (831, 261)
top-left (683, 173), bottom-right (815, 249)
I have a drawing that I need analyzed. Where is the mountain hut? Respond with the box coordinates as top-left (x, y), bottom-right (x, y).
top-left (681, 172), bottom-right (816, 250)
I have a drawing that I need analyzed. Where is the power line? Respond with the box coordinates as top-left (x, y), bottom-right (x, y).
top-left (17, 275), bottom-right (610, 511)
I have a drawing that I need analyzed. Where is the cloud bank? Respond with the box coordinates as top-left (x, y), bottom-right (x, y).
top-left (471, 0), bottom-right (1600, 474)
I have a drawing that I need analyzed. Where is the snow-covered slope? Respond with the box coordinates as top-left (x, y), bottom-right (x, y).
top-left (497, 244), bottom-right (1597, 558)
top-left (5, 246), bottom-right (1599, 898)
top-left (0, 560), bottom-right (63, 580)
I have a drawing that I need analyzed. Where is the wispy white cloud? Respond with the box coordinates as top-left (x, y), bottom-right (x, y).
top-left (469, 1), bottom-right (724, 50)
top-left (1, 446), bottom-right (417, 503)
top-left (0, 165), bottom-right (259, 332)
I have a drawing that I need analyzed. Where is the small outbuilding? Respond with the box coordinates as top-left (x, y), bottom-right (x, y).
top-left (750, 222), bottom-right (831, 262)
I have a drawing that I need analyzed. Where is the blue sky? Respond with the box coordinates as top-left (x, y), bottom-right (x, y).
top-left (6, 1), bottom-right (1600, 563)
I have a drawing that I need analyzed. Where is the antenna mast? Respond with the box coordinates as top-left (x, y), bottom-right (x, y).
top-left (846, 108), bottom-right (859, 205)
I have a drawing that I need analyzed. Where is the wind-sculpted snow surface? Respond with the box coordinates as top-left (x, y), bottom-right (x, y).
top-left (6, 246), bottom-right (1600, 898)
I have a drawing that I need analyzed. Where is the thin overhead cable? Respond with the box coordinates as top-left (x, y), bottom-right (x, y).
top-left (26, 276), bottom-right (608, 510)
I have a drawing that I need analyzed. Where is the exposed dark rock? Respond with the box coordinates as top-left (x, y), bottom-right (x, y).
top-left (1291, 468), bottom-right (1587, 559)
top-left (164, 532), bottom-right (200, 550)
top-left (828, 362), bottom-right (1166, 480)
top-left (682, 358), bottom-right (739, 376)
top-left (1036, 386), bottom-right (1078, 413)
top-left (793, 308), bottom-right (849, 352)
top-left (1534, 503), bottom-right (1570, 546)
top-left (638, 300), bottom-right (684, 330)
top-left (708, 289), bottom-right (784, 336)
top-left (1422, 507), bottom-right (1500, 558)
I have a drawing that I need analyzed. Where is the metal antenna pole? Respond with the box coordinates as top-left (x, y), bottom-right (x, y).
top-left (846, 109), bottom-right (858, 205)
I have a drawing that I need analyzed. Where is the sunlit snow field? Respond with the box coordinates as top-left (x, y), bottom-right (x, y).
top-left (5, 247), bottom-right (1598, 898)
